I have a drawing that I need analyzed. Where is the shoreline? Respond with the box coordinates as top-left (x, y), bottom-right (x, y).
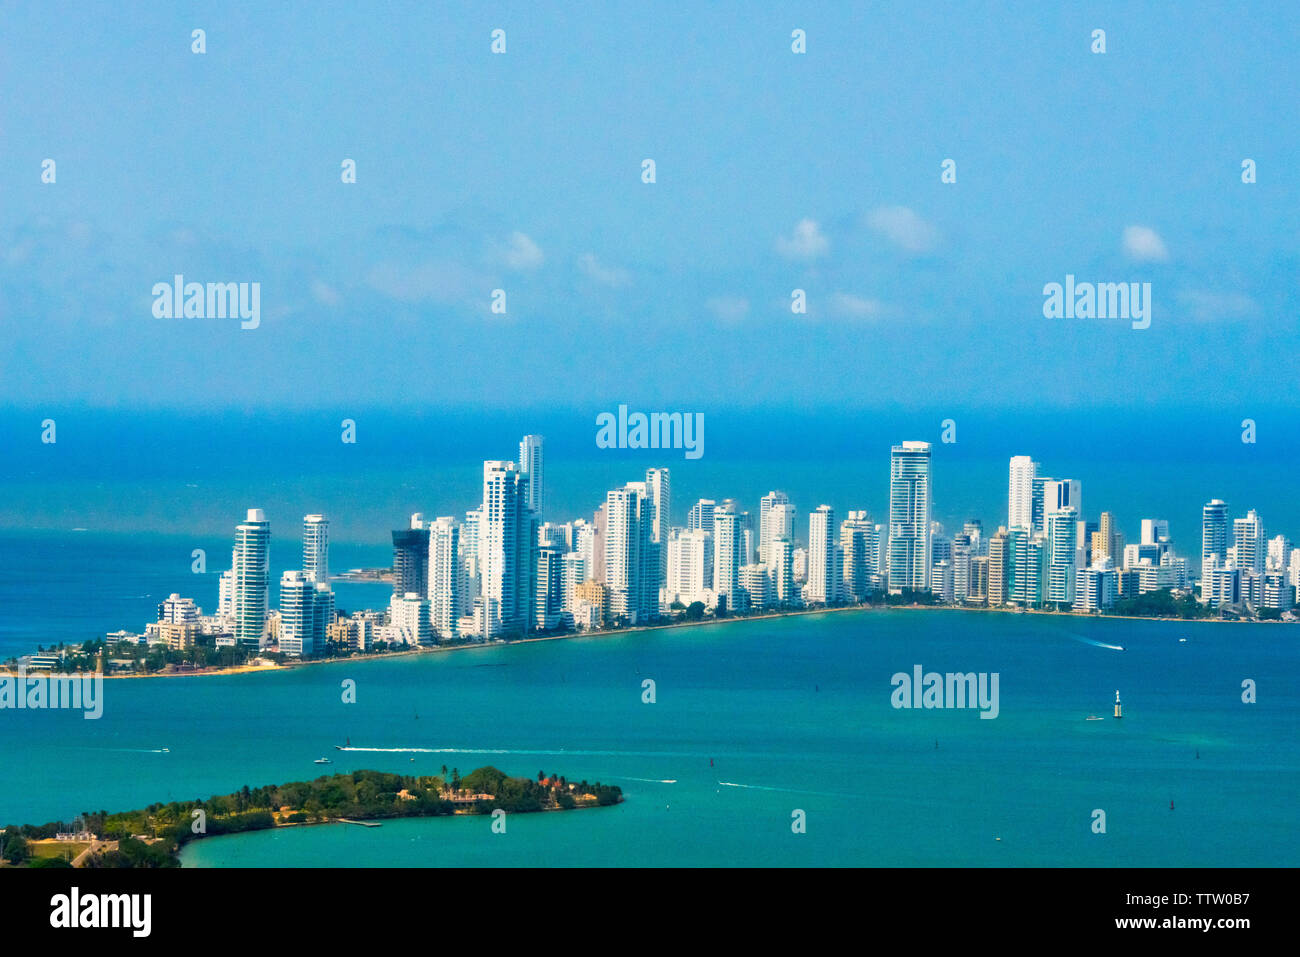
top-left (4, 598), bottom-right (1286, 682)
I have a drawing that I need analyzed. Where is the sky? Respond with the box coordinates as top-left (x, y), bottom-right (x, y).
top-left (0, 0), bottom-right (1296, 415)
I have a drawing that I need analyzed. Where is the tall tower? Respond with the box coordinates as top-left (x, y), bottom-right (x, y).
top-left (759, 490), bottom-right (792, 566)
top-left (302, 514), bottom-right (329, 584)
top-left (605, 482), bottom-right (654, 624)
top-left (644, 467), bottom-right (671, 595)
top-left (392, 514), bottom-right (430, 601)
top-left (1201, 499), bottom-right (1228, 570)
top-left (232, 508), bottom-right (271, 650)
top-left (480, 460), bottom-right (537, 635)
top-left (1007, 456), bottom-right (1038, 530)
top-left (807, 505), bottom-right (837, 603)
top-left (888, 441), bottom-right (932, 594)
top-left (427, 516), bottom-right (461, 641)
top-left (712, 503), bottom-right (742, 610)
top-left (518, 434), bottom-right (545, 521)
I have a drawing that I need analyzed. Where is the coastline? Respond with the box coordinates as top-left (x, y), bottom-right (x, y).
top-left (4, 597), bottom-right (1284, 682)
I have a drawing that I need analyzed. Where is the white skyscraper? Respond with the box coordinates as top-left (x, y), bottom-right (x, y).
top-left (427, 516), bottom-right (461, 641)
top-left (688, 498), bottom-right (717, 534)
top-left (888, 442), bottom-right (932, 594)
top-left (644, 467), bottom-right (671, 599)
top-left (480, 460), bottom-right (537, 635)
top-left (666, 527), bottom-right (712, 607)
top-left (807, 505), bottom-right (837, 604)
top-left (302, 514), bottom-right (329, 584)
top-left (605, 481), bottom-right (655, 624)
top-left (1044, 506), bottom-right (1078, 606)
top-left (1041, 478), bottom-right (1082, 524)
top-left (1007, 456), bottom-right (1038, 530)
top-left (759, 490), bottom-right (791, 564)
top-left (1201, 498), bottom-right (1228, 571)
top-left (712, 503), bottom-right (742, 610)
top-left (232, 508), bottom-right (270, 650)
top-left (518, 434), bottom-right (545, 521)
top-left (840, 511), bottom-right (876, 601)
top-left (1233, 509), bottom-right (1265, 573)
top-left (279, 570), bottom-right (333, 657)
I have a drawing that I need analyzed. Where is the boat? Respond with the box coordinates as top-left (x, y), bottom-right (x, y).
top-left (334, 736), bottom-right (351, 751)
top-left (1179, 638), bottom-right (1188, 643)
top-left (314, 757), bottom-right (332, 765)
top-left (1085, 715), bottom-right (1103, 721)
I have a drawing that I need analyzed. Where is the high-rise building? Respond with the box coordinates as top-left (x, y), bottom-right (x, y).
top-left (888, 441), bottom-right (932, 593)
top-left (712, 503), bottom-right (743, 611)
top-left (1008, 456), bottom-right (1038, 530)
top-left (427, 516), bottom-right (461, 642)
top-left (605, 482), bottom-right (655, 624)
top-left (279, 570), bottom-right (333, 657)
top-left (770, 537), bottom-right (796, 606)
top-left (1041, 479), bottom-right (1082, 524)
top-left (688, 498), bottom-right (717, 534)
top-left (518, 434), bottom-right (545, 521)
top-left (988, 528), bottom-right (1009, 606)
top-left (392, 513), bottom-right (430, 602)
top-left (232, 508), bottom-right (270, 650)
top-left (480, 460), bottom-right (537, 635)
top-left (645, 468), bottom-right (670, 604)
top-left (840, 511), bottom-right (876, 601)
top-left (1233, 509), bottom-right (1265, 574)
top-left (535, 545), bottom-right (565, 631)
top-left (806, 505), bottom-right (837, 604)
top-left (1044, 506), bottom-right (1078, 606)
top-left (759, 491), bottom-right (791, 564)
top-left (302, 514), bottom-right (329, 584)
top-left (1201, 499), bottom-right (1228, 570)
top-left (666, 528), bottom-right (712, 607)
top-left (1091, 511), bottom-right (1122, 565)
top-left (390, 591), bottom-right (432, 646)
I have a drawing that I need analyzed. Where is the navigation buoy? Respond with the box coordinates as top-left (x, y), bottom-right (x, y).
top-left (1114, 690), bottom-right (1123, 719)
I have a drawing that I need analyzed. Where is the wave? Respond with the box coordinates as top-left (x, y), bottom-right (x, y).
top-left (717, 781), bottom-right (845, 797)
top-left (1067, 634), bottom-right (1124, 651)
top-left (622, 777), bottom-right (678, 784)
top-left (337, 746), bottom-right (710, 759)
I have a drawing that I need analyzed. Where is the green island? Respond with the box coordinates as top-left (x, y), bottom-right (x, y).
top-left (0, 767), bottom-right (622, 868)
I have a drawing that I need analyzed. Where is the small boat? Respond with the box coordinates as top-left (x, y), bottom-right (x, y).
top-left (1179, 638), bottom-right (1188, 643)
top-left (335, 736), bottom-right (351, 751)
top-left (1085, 715), bottom-right (1103, 721)
top-left (314, 757), bottom-right (332, 764)
top-left (161, 748), bottom-right (170, 752)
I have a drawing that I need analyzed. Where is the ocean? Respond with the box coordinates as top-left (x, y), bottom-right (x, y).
top-left (1, 406), bottom-right (1297, 866)
top-left (0, 604), bottom-right (1295, 867)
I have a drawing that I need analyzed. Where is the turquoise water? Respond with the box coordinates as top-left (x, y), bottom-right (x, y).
top-left (2, 607), bottom-right (1294, 866)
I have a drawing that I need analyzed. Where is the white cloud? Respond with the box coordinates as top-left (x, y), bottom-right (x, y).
top-left (577, 253), bottom-right (629, 287)
top-left (706, 296), bottom-right (750, 321)
top-left (1175, 289), bottom-right (1255, 321)
top-left (1122, 225), bottom-right (1169, 262)
top-left (310, 279), bottom-right (340, 307)
top-left (865, 206), bottom-right (939, 254)
top-left (502, 231), bottom-right (544, 269)
top-left (776, 219), bottom-right (829, 260)
top-left (828, 292), bottom-right (885, 320)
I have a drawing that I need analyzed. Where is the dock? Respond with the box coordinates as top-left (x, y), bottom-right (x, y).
top-left (336, 819), bottom-right (382, 828)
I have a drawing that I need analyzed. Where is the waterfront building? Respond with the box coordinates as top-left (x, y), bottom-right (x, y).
top-left (232, 508), bottom-right (271, 650)
top-left (806, 505), bottom-right (837, 604)
top-left (888, 441), bottom-right (932, 594)
top-left (518, 434), bottom-right (545, 521)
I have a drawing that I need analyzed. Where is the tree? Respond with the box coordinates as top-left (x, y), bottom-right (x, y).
top-left (2, 833), bottom-right (29, 864)
top-left (685, 601), bottom-right (706, 622)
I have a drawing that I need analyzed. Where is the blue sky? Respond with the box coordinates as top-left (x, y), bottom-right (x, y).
top-left (1, 0), bottom-right (1296, 412)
